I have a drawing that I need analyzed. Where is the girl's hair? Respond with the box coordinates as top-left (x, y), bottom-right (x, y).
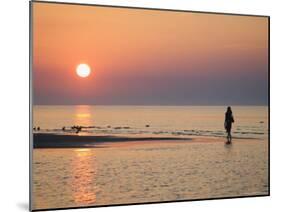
top-left (227, 106), bottom-right (232, 114)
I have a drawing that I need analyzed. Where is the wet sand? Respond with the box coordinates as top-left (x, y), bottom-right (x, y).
top-left (32, 137), bottom-right (268, 210)
top-left (33, 133), bottom-right (190, 148)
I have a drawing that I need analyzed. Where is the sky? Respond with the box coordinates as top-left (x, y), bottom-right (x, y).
top-left (33, 2), bottom-right (269, 105)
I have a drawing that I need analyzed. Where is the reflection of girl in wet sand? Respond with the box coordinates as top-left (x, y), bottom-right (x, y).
top-left (224, 106), bottom-right (234, 144)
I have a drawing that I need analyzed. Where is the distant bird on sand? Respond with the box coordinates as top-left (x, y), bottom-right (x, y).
top-left (71, 125), bottom-right (82, 133)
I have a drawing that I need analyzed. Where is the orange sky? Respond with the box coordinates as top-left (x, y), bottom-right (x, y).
top-left (32, 2), bottom-right (268, 105)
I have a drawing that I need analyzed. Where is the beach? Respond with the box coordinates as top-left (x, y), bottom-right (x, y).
top-left (32, 105), bottom-right (269, 210)
top-left (32, 135), bottom-right (268, 210)
top-left (33, 133), bottom-right (190, 148)
top-left (31, 4), bottom-right (269, 210)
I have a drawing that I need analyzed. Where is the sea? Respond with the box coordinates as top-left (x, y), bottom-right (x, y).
top-left (33, 105), bottom-right (268, 140)
top-left (32, 105), bottom-right (269, 210)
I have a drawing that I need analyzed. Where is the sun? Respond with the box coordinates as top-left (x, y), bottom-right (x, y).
top-left (76, 64), bottom-right (91, 78)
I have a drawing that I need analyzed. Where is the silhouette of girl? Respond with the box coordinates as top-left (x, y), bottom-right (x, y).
top-left (224, 106), bottom-right (234, 144)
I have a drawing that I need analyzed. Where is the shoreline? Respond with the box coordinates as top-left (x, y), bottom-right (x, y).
top-left (33, 133), bottom-right (192, 148)
top-left (33, 133), bottom-right (264, 148)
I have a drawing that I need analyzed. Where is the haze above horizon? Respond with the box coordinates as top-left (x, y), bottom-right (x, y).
top-left (33, 2), bottom-right (268, 105)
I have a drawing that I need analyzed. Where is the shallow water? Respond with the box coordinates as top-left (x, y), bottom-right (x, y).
top-left (33, 105), bottom-right (268, 139)
top-left (32, 139), bottom-right (268, 210)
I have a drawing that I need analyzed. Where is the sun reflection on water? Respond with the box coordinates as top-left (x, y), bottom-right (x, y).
top-left (74, 105), bottom-right (93, 127)
top-left (71, 148), bottom-right (98, 205)
top-left (76, 113), bottom-right (91, 118)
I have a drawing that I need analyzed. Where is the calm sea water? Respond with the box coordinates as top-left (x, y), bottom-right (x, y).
top-left (33, 105), bottom-right (268, 139)
top-left (33, 140), bottom-right (268, 210)
top-left (32, 105), bottom-right (269, 210)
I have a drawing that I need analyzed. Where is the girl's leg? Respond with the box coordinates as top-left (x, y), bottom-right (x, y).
top-left (226, 132), bottom-right (229, 142)
top-left (227, 131), bottom-right (231, 143)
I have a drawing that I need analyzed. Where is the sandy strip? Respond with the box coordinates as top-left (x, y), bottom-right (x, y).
top-left (33, 133), bottom-right (192, 148)
top-left (33, 133), bottom-right (263, 148)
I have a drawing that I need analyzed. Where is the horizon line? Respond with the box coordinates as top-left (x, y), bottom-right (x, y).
top-left (33, 104), bottom-right (268, 106)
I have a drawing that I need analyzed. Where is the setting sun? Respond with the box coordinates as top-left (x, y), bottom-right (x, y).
top-left (76, 64), bottom-right (91, 78)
